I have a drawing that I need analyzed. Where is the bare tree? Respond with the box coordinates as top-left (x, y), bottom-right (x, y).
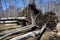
top-left (4, 0), bottom-right (8, 17)
top-left (14, 0), bottom-right (18, 17)
top-left (29, 0), bottom-right (35, 4)
top-left (0, 0), bottom-right (3, 18)
top-left (7, 0), bottom-right (11, 17)
top-left (39, 0), bottom-right (43, 9)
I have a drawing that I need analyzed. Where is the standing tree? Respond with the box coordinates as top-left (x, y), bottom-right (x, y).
top-left (4, 0), bottom-right (8, 17)
top-left (7, 0), bottom-right (11, 17)
top-left (0, 0), bottom-right (3, 18)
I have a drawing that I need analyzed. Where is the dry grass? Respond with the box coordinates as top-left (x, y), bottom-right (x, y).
top-left (0, 23), bottom-right (22, 30)
top-left (40, 22), bottom-right (60, 40)
top-left (56, 22), bottom-right (60, 31)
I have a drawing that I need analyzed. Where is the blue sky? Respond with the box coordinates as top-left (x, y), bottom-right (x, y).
top-left (1, 0), bottom-right (60, 10)
top-left (1, 0), bottom-right (24, 10)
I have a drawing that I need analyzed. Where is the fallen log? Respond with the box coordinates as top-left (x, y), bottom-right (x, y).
top-left (0, 25), bottom-right (35, 35)
top-left (10, 24), bottom-right (46, 40)
top-left (0, 17), bottom-right (26, 20)
top-left (0, 25), bottom-right (35, 40)
top-left (0, 21), bottom-right (17, 24)
top-left (0, 17), bottom-right (29, 23)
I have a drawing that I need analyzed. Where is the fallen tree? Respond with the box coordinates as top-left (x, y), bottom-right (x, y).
top-left (0, 17), bottom-right (26, 21)
top-left (10, 24), bottom-right (46, 40)
top-left (0, 25), bottom-right (35, 40)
